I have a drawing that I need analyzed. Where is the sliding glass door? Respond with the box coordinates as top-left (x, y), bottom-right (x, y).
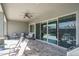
top-left (58, 14), bottom-right (76, 49)
top-left (41, 22), bottom-right (47, 41)
top-left (36, 23), bottom-right (41, 39)
top-left (31, 13), bottom-right (76, 50)
top-left (48, 20), bottom-right (57, 44)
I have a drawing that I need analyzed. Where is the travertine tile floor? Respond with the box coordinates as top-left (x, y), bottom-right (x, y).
top-left (24, 40), bottom-right (67, 56)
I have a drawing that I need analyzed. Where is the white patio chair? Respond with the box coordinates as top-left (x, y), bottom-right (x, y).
top-left (16, 39), bottom-right (29, 56)
top-left (0, 33), bottom-right (25, 56)
top-left (26, 32), bottom-right (35, 40)
top-left (9, 39), bottom-right (29, 56)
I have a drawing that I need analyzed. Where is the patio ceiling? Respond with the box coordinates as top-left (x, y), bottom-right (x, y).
top-left (2, 3), bottom-right (79, 22)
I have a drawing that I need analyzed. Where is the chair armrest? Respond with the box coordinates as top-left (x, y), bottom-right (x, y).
top-left (9, 44), bottom-right (17, 48)
top-left (0, 46), bottom-right (20, 56)
top-left (9, 45), bottom-right (21, 56)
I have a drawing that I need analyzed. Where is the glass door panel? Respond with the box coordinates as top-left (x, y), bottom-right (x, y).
top-left (58, 14), bottom-right (76, 49)
top-left (36, 23), bottom-right (41, 39)
top-left (41, 22), bottom-right (47, 41)
top-left (30, 25), bottom-right (34, 33)
top-left (48, 20), bottom-right (57, 44)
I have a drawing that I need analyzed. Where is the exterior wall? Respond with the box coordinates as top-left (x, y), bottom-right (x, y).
top-left (0, 4), bottom-right (3, 12)
top-left (0, 12), bottom-right (4, 37)
top-left (4, 15), bottom-right (8, 35)
top-left (8, 20), bottom-right (29, 35)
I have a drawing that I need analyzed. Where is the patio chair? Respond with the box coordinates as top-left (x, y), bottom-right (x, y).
top-left (0, 33), bottom-right (25, 56)
top-left (9, 39), bottom-right (29, 56)
top-left (26, 32), bottom-right (35, 40)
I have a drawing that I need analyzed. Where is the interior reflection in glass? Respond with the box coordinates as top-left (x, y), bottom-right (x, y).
top-left (58, 14), bottom-right (76, 50)
top-left (41, 23), bottom-right (47, 41)
top-left (48, 20), bottom-right (57, 44)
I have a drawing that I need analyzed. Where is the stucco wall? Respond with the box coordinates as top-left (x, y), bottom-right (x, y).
top-left (8, 20), bottom-right (29, 35)
top-left (0, 12), bottom-right (4, 37)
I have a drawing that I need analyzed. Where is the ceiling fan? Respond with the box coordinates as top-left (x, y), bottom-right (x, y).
top-left (24, 13), bottom-right (32, 19)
